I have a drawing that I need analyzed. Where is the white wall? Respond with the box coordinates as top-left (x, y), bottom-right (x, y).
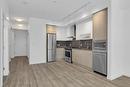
top-left (9, 29), bottom-right (15, 58)
top-left (76, 19), bottom-right (93, 40)
top-left (121, 1), bottom-right (130, 77)
top-left (0, 0), bottom-right (10, 86)
top-left (14, 30), bottom-right (28, 56)
top-left (26, 31), bottom-right (30, 59)
top-left (3, 19), bottom-right (10, 76)
top-left (0, 8), bottom-right (4, 87)
top-left (107, 0), bottom-right (130, 80)
top-left (28, 18), bottom-right (50, 64)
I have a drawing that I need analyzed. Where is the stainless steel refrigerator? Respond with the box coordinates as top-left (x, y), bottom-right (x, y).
top-left (47, 33), bottom-right (56, 62)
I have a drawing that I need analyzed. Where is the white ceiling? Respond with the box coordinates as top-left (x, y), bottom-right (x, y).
top-left (7, 0), bottom-right (108, 26)
top-left (7, 0), bottom-right (90, 21)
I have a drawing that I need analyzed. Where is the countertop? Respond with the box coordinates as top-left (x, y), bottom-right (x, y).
top-left (57, 47), bottom-right (92, 51)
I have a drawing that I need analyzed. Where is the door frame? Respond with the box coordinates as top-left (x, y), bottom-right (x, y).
top-left (0, 8), bottom-right (4, 87)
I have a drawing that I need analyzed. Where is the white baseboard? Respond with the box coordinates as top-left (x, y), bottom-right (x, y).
top-left (107, 74), bottom-right (123, 80)
top-left (4, 69), bottom-right (9, 76)
top-left (124, 73), bottom-right (130, 77)
top-left (29, 58), bottom-right (46, 65)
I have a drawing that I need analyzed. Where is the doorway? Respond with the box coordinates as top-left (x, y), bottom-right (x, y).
top-left (14, 30), bottom-right (28, 57)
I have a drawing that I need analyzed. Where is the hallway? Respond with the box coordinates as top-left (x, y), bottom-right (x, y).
top-left (4, 57), bottom-right (128, 87)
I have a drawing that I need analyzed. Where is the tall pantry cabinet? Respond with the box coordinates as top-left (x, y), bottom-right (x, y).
top-left (93, 9), bottom-right (107, 41)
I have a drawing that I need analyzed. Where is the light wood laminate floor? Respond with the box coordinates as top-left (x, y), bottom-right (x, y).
top-left (4, 57), bottom-right (130, 87)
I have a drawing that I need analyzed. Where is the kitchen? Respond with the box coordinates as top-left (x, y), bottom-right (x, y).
top-left (47, 8), bottom-right (107, 76)
top-left (2, 0), bottom-right (130, 87)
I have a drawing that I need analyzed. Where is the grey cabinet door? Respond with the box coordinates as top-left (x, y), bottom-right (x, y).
top-left (93, 9), bottom-right (107, 41)
top-left (93, 52), bottom-right (107, 75)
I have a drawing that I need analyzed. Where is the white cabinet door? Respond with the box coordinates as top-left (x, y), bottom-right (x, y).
top-left (76, 20), bottom-right (93, 40)
top-left (72, 49), bottom-right (92, 68)
top-left (56, 48), bottom-right (65, 60)
top-left (56, 26), bottom-right (73, 41)
top-left (66, 26), bottom-right (74, 36)
top-left (56, 26), bottom-right (67, 41)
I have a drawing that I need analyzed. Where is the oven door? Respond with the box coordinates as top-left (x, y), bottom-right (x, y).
top-left (65, 50), bottom-right (71, 57)
top-left (65, 50), bottom-right (72, 63)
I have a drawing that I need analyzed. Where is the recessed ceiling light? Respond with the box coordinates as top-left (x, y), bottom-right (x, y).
top-left (6, 17), bottom-right (9, 20)
top-left (15, 18), bottom-right (24, 22)
top-left (81, 14), bottom-right (87, 18)
top-left (18, 24), bottom-right (23, 27)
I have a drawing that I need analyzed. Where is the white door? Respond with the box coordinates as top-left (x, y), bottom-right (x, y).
top-left (14, 30), bottom-right (27, 57)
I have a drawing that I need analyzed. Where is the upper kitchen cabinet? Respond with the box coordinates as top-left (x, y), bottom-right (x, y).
top-left (76, 19), bottom-right (93, 40)
top-left (47, 25), bottom-right (56, 33)
top-left (56, 25), bottom-right (74, 41)
top-left (66, 26), bottom-right (74, 38)
top-left (66, 25), bottom-right (75, 41)
top-left (56, 26), bottom-right (67, 41)
top-left (93, 9), bottom-right (107, 41)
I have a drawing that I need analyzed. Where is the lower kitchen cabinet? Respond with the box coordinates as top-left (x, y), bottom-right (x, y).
top-left (72, 49), bottom-right (92, 68)
top-left (56, 48), bottom-right (65, 61)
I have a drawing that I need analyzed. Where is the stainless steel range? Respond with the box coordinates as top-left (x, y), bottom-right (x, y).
top-left (65, 48), bottom-right (72, 63)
